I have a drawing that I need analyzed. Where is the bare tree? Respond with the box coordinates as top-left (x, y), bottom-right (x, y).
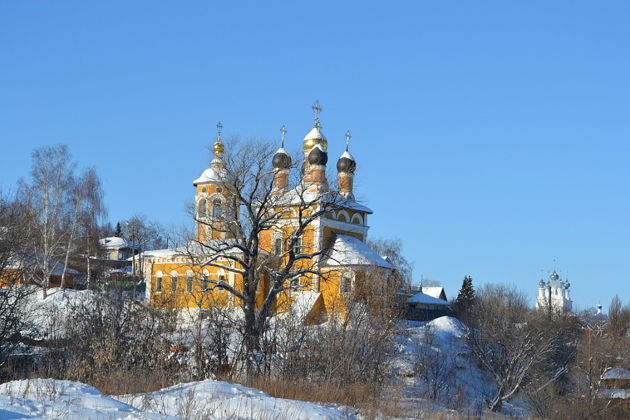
top-left (121, 215), bottom-right (166, 277)
top-left (59, 168), bottom-right (105, 288)
top-left (466, 284), bottom-right (564, 412)
top-left (367, 237), bottom-right (413, 289)
top-left (184, 139), bottom-right (345, 375)
top-left (18, 145), bottom-right (76, 298)
top-left (0, 192), bottom-right (34, 369)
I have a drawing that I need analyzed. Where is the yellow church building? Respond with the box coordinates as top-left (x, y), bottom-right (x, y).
top-left (140, 106), bottom-right (393, 322)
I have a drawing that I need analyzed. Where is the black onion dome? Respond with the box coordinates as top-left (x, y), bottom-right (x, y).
top-left (337, 156), bottom-right (356, 173)
top-left (272, 148), bottom-right (291, 169)
top-left (308, 145), bottom-right (328, 165)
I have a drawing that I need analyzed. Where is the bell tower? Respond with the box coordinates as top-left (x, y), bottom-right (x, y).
top-left (192, 122), bottom-right (231, 241)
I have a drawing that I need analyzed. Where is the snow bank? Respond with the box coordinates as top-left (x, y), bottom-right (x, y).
top-left (0, 378), bottom-right (351, 420)
top-left (426, 316), bottom-right (466, 340)
top-left (118, 379), bottom-right (351, 420)
top-left (0, 378), bottom-right (170, 419)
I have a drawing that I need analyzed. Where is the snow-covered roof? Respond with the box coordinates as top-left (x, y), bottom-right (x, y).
top-left (602, 368), bottom-right (630, 380)
top-left (99, 237), bottom-right (130, 249)
top-left (140, 239), bottom-right (243, 260)
top-left (421, 286), bottom-right (447, 301)
top-left (6, 253), bottom-right (80, 275)
top-left (321, 234), bottom-right (392, 268)
top-left (278, 187), bottom-right (373, 214)
top-left (192, 166), bottom-right (228, 186)
top-left (407, 292), bottom-right (450, 306)
top-left (304, 126), bottom-right (326, 141)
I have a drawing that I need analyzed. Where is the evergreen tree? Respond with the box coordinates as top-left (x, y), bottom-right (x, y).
top-left (456, 275), bottom-right (476, 305)
top-left (114, 222), bottom-right (122, 237)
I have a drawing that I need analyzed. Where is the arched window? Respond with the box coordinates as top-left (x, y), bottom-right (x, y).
top-left (215, 269), bottom-right (227, 294)
top-left (170, 271), bottom-right (178, 293)
top-left (351, 214), bottom-right (363, 225)
top-left (212, 199), bottom-right (222, 218)
top-left (186, 271), bottom-right (194, 293)
top-left (202, 269), bottom-right (210, 292)
top-left (155, 271), bottom-right (163, 293)
top-left (337, 210), bottom-right (349, 223)
top-left (198, 198), bottom-right (207, 219)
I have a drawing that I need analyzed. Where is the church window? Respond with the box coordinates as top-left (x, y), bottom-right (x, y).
top-left (216, 187), bottom-right (223, 193)
top-left (198, 199), bottom-right (207, 218)
top-left (171, 273), bottom-right (178, 293)
top-left (288, 276), bottom-right (300, 296)
top-left (186, 273), bottom-right (193, 293)
top-left (218, 270), bottom-right (226, 293)
top-left (202, 269), bottom-right (210, 292)
top-left (155, 273), bottom-right (163, 293)
top-left (213, 199), bottom-right (222, 218)
top-left (341, 272), bottom-right (353, 295)
top-left (293, 235), bottom-right (302, 254)
top-left (337, 210), bottom-right (349, 223)
top-left (273, 237), bottom-right (283, 256)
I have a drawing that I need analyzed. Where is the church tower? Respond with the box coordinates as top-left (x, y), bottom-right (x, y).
top-left (272, 126), bottom-right (292, 192)
top-left (336, 130), bottom-right (356, 199)
top-left (192, 122), bottom-right (232, 242)
top-left (536, 270), bottom-right (573, 313)
top-left (302, 101), bottom-right (329, 192)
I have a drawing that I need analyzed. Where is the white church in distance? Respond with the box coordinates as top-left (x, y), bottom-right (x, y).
top-left (536, 271), bottom-right (573, 313)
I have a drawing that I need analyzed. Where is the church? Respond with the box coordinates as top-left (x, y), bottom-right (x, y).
top-left (139, 104), bottom-right (393, 322)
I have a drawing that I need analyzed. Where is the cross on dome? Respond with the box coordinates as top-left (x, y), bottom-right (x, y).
top-left (216, 121), bottom-right (223, 142)
top-left (312, 100), bottom-right (322, 128)
top-left (345, 130), bottom-right (352, 151)
top-left (280, 125), bottom-right (287, 147)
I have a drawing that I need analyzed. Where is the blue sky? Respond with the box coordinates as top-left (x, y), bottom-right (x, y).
top-left (1, 1), bottom-right (629, 311)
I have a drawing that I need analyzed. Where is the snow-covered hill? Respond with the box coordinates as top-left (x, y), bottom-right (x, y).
top-left (0, 378), bottom-right (354, 419)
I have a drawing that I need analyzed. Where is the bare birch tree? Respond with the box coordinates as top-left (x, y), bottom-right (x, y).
top-left (18, 145), bottom-right (76, 298)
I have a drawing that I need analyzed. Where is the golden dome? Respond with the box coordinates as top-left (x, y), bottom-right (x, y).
top-left (214, 140), bottom-right (225, 155)
top-left (303, 126), bottom-right (328, 153)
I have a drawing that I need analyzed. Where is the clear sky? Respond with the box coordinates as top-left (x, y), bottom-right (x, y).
top-left (1, 1), bottom-right (629, 311)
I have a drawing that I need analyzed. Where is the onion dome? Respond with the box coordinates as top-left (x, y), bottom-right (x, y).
top-left (303, 126), bottom-right (328, 154)
top-left (272, 147), bottom-right (291, 169)
top-left (337, 150), bottom-right (356, 173)
top-left (538, 279), bottom-right (546, 288)
top-left (308, 143), bottom-right (328, 165)
top-left (214, 141), bottom-right (224, 155)
top-left (549, 271), bottom-right (559, 281)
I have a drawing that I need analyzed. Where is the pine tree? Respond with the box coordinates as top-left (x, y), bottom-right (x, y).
top-left (456, 275), bottom-right (476, 305)
top-left (453, 275), bottom-right (476, 323)
top-left (114, 222), bottom-right (123, 237)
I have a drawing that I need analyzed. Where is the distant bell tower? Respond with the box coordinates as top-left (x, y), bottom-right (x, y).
top-left (536, 271), bottom-right (573, 313)
top-left (192, 122), bottom-right (232, 241)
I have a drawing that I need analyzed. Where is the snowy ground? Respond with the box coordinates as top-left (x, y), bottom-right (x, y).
top-left (392, 317), bottom-right (527, 416)
top-left (0, 378), bottom-right (354, 419)
top-left (6, 288), bottom-right (529, 418)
